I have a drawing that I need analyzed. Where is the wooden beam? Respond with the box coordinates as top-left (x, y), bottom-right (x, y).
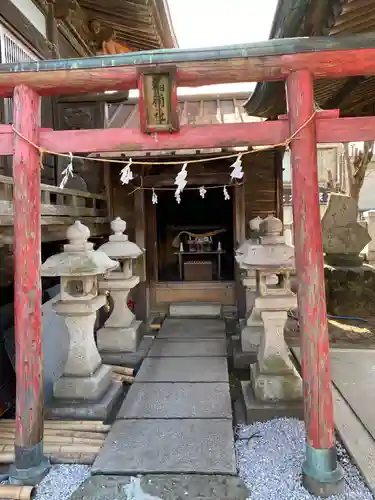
top-left (3, 115), bottom-right (375, 156)
top-left (142, 172), bottom-right (232, 187)
top-left (3, 34), bottom-right (375, 95)
top-left (0, 122), bottom-right (286, 155)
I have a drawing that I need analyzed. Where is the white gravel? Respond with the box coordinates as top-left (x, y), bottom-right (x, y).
top-left (235, 418), bottom-right (373, 500)
top-left (0, 465), bottom-right (91, 500)
top-left (32, 465), bottom-right (91, 500)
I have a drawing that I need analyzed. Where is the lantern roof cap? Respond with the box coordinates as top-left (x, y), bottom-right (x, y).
top-left (41, 221), bottom-right (119, 277)
top-left (236, 216), bottom-right (295, 271)
top-left (98, 217), bottom-right (143, 260)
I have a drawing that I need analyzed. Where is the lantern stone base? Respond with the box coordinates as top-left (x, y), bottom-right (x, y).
top-left (100, 335), bottom-right (154, 368)
top-left (54, 364), bottom-right (112, 400)
top-left (97, 320), bottom-right (143, 361)
top-left (250, 362), bottom-right (303, 402)
top-left (240, 380), bottom-right (303, 423)
top-left (231, 336), bottom-right (257, 370)
top-left (46, 380), bottom-right (123, 421)
top-left (240, 322), bottom-right (261, 353)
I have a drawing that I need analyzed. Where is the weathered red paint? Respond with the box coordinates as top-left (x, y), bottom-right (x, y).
top-left (286, 70), bottom-right (335, 449)
top-left (3, 115), bottom-right (375, 156)
top-left (2, 46), bottom-right (375, 97)
top-left (0, 121), bottom-right (287, 155)
top-left (12, 85), bottom-right (44, 449)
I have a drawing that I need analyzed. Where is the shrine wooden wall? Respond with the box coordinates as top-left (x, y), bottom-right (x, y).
top-left (243, 148), bottom-right (283, 231)
top-left (108, 150), bottom-right (283, 318)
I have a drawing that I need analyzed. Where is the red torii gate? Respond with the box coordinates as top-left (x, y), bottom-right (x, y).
top-left (3, 34), bottom-right (375, 494)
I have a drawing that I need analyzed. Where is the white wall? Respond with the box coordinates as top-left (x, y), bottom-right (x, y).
top-left (283, 144), bottom-right (341, 185)
top-left (8, 0), bottom-right (46, 37)
top-left (359, 162), bottom-right (375, 212)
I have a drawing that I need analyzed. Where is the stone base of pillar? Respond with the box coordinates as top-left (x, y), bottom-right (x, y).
top-left (240, 380), bottom-right (304, 424)
top-left (100, 335), bottom-right (154, 368)
top-left (231, 335), bottom-right (257, 370)
top-left (54, 364), bottom-right (112, 400)
top-left (46, 380), bottom-right (123, 421)
top-left (240, 322), bottom-right (261, 353)
top-left (250, 362), bottom-right (303, 402)
top-left (97, 320), bottom-right (143, 354)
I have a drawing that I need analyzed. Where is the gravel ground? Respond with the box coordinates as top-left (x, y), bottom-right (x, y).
top-left (33, 465), bottom-right (91, 500)
top-left (236, 418), bottom-right (373, 500)
top-left (0, 465), bottom-right (91, 500)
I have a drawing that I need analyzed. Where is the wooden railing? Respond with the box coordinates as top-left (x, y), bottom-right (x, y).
top-left (0, 175), bottom-right (110, 243)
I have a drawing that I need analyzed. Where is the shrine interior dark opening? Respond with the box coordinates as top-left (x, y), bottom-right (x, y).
top-left (155, 187), bottom-right (234, 282)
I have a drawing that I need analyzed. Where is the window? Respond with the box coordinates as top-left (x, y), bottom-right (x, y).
top-left (0, 24), bottom-right (38, 123)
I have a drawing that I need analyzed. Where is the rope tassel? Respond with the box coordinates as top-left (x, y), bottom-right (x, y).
top-left (59, 152), bottom-right (74, 189)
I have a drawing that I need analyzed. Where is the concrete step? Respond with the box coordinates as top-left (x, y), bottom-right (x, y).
top-left (169, 302), bottom-right (221, 318)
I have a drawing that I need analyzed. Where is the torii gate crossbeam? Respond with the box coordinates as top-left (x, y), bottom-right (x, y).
top-left (3, 33), bottom-right (375, 495)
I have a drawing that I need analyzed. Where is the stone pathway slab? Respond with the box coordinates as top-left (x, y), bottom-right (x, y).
top-left (135, 357), bottom-right (229, 383)
top-left (157, 318), bottom-right (226, 339)
top-left (118, 382), bottom-right (232, 419)
top-left (92, 419), bottom-right (236, 475)
top-left (69, 474), bottom-right (249, 500)
top-left (329, 349), bottom-right (375, 438)
top-left (293, 347), bottom-right (375, 438)
top-left (148, 338), bottom-right (227, 357)
top-left (292, 346), bottom-right (375, 494)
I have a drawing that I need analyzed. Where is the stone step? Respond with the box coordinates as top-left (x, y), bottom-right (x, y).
top-left (169, 302), bottom-right (221, 318)
top-left (92, 419), bottom-right (236, 475)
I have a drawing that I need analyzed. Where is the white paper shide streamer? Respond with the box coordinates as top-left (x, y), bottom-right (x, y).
top-left (230, 153), bottom-right (244, 181)
top-left (59, 152), bottom-right (74, 189)
top-left (199, 186), bottom-right (207, 198)
top-left (174, 162), bottom-right (187, 203)
top-left (151, 188), bottom-right (158, 204)
top-left (223, 185), bottom-right (230, 200)
top-left (120, 158), bottom-right (134, 184)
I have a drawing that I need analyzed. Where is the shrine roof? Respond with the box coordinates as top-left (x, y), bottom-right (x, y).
top-left (80, 0), bottom-right (177, 51)
top-left (96, 90), bottom-right (262, 158)
top-left (245, 0), bottom-right (375, 118)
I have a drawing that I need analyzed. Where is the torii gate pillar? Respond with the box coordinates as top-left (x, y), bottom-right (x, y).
top-left (286, 70), bottom-right (344, 496)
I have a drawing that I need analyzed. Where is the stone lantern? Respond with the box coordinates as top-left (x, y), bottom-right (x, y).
top-left (238, 216), bottom-right (278, 355)
top-left (41, 221), bottom-right (121, 419)
top-left (97, 217), bottom-right (143, 364)
top-left (235, 215), bottom-right (303, 422)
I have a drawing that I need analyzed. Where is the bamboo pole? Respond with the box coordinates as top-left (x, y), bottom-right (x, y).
top-left (0, 421), bottom-right (110, 433)
top-left (0, 435), bottom-right (104, 445)
top-left (0, 485), bottom-right (34, 499)
top-left (0, 444), bottom-right (101, 454)
top-left (1, 420), bottom-right (103, 426)
top-left (0, 452), bottom-right (98, 466)
top-left (110, 365), bottom-right (134, 376)
top-left (0, 430), bottom-right (107, 440)
top-left (111, 373), bottom-right (134, 384)
top-left (0, 453), bottom-right (15, 464)
top-left (50, 452), bottom-right (97, 465)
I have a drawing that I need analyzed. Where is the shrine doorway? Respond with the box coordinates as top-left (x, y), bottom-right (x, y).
top-left (148, 184), bottom-right (237, 309)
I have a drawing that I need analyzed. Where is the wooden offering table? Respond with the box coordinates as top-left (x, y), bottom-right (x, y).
top-left (175, 251), bottom-right (225, 281)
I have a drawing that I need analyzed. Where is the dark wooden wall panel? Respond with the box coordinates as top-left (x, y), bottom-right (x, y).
top-left (244, 150), bottom-right (281, 233)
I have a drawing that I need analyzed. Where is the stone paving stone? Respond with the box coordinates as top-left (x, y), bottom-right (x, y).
top-left (158, 318), bottom-right (226, 339)
top-left (135, 357), bottom-right (229, 383)
top-left (92, 419), bottom-right (236, 475)
top-left (118, 382), bottom-right (232, 419)
top-left (292, 347), bottom-right (375, 493)
top-left (293, 347), bottom-right (375, 439)
top-left (70, 474), bottom-right (249, 500)
top-left (147, 338), bottom-right (227, 357)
